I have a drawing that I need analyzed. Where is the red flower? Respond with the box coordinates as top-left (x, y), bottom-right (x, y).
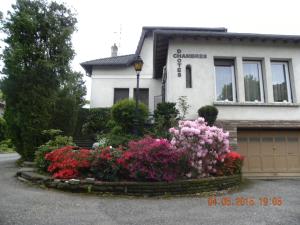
top-left (226, 151), bottom-right (244, 161)
top-left (45, 146), bottom-right (92, 179)
top-left (215, 151), bottom-right (244, 176)
top-left (89, 146), bottom-right (125, 181)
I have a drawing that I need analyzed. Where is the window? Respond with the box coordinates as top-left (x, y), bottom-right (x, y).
top-left (214, 59), bottom-right (236, 101)
top-left (271, 61), bottom-right (292, 102)
top-left (114, 88), bottom-right (129, 104)
top-left (186, 65), bottom-right (192, 88)
top-left (134, 88), bottom-right (149, 107)
top-left (243, 61), bottom-right (264, 102)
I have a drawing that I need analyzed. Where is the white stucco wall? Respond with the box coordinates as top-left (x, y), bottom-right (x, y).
top-left (90, 76), bottom-right (161, 112)
top-left (166, 38), bottom-right (300, 120)
top-left (90, 35), bottom-right (162, 112)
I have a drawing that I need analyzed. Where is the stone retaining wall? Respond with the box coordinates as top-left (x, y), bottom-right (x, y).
top-left (16, 169), bottom-right (242, 196)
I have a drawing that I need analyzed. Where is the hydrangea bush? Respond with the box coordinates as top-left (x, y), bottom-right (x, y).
top-left (169, 117), bottom-right (230, 177)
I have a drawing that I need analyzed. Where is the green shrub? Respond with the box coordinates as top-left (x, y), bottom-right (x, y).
top-left (73, 108), bottom-right (89, 137)
top-left (81, 108), bottom-right (111, 136)
top-left (34, 130), bottom-right (75, 172)
top-left (198, 105), bottom-right (219, 126)
top-left (0, 139), bottom-right (15, 153)
top-left (41, 129), bottom-right (63, 140)
top-left (0, 117), bottom-right (7, 141)
top-left (97, 126), bottom-right (138, 147)
top-left (104, 133), bottom-right (138, 147)
top-left (111, 99), bottom-right (148, 135)
top-left (153, 102), bottom-right (179, 138)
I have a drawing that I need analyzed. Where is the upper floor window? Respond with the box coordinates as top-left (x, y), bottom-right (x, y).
top-left (186, 65), bottom-right (192, 88)
top-left (243, 61), bottom-right (264, 102)
top-left (214, 59), bottom-right (236, 101)
top-left (114, 88), bottom-right (129, 104)
top-left (271, 61), bottom-right (292, 102)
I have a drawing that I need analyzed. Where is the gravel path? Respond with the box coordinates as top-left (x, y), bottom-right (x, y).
top-left (0, 153), bottom-right (299, 225)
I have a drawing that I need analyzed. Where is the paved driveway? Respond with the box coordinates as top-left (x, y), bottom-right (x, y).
top-left (0, 153), bottom-right (299, 225)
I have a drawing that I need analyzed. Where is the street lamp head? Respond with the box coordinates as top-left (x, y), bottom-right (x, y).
top-left (133, 55), bottom-right (144, 72)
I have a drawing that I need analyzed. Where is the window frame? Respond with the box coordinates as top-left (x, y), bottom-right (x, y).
top-left (243, 60), bottom-right (265, 103)
top-left (271, 61), bottom-right (292, 103)
top-left (214, 59), bottom-right (237, 102)
top-left (113, 88), bottom-right (129, 104)
top-left (186, 64), bottom-right (192, 88)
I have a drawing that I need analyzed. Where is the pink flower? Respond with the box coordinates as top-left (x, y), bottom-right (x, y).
top-left (169, 117), bottom-right (230, 178)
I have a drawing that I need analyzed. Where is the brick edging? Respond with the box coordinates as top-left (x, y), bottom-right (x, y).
top-left (16, 169), bottom-right (242, 196)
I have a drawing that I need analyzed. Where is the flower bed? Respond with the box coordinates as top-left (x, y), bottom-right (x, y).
top-left (39, 117), bottom-right (244, 189)
top-left (16, 117), bottom-right (245, 196)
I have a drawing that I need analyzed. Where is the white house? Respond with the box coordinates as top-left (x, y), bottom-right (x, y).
top-left (81, 26), bottom-right (300, 178)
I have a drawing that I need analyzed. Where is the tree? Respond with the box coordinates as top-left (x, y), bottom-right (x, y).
top-left (0, 0), bottom-right (84, 160)
top-left (51, 71), bottom-right (86, 136)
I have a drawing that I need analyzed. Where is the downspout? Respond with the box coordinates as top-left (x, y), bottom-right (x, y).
top-left (162, 66), bottom-right (167, 103)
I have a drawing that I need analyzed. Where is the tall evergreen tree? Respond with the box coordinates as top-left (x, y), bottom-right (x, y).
top-left (51, 71), bottom-right (86, 136)
top-left (0, 0), bottom-right (85, 160)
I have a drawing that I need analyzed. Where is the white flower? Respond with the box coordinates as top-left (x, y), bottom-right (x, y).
top-left (186, 172), bottom-right (192, 178)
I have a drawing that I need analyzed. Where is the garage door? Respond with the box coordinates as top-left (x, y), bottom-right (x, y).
top-left (237, 130), bottom-right (300, 177)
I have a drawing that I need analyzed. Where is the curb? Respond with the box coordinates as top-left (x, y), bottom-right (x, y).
top-left (16, 168), bottom-right (242, 196)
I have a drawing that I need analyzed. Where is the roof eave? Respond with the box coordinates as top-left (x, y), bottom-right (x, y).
top-left (80, 63), bottom-right (92, 76)
top-left (80, 63), bottom-right (134, 76)
top-left (155, 30), bottom-right (300, 42)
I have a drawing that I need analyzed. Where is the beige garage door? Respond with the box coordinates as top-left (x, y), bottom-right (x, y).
top-left (237, 130), bottom-right (300, 177)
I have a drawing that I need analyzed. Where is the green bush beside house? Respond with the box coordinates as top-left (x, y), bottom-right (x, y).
top-left (81, 108), bottom-right (111, 137)
top-left (198, 105), bottom-right (219, 126)
top-left (153, 102), bottom-right (179, 138)
top-left (111, 99), bottom-right (148, 135)
top-left (97, 99), bottom-right (148, 147)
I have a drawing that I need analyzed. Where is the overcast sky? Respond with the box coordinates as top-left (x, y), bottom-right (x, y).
top-left (1, 0), bottom-right (300, 100)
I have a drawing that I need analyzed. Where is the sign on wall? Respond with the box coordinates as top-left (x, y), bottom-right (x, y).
top-left (173, 49), bottom-right (207, 77)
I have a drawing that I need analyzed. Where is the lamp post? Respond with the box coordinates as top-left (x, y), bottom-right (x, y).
top-left (133, 55), bottom-right (144, 136)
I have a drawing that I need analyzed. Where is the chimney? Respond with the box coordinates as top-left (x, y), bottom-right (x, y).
top-left (111, 43), bottom-right (118, 57)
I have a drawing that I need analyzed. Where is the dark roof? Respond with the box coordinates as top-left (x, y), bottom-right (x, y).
top-left (80, 54), bottom-right (137, 75)
top-left (154, 30), bottom-right (300, 42)
top-left (135, 26), bottom-right (227, 55)
top-left (80, 27), bottom-right (228, 75)
top-left (142, 26), bottom-right (227, 32)
top-left (81, 26), bottom-right (300, 77)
